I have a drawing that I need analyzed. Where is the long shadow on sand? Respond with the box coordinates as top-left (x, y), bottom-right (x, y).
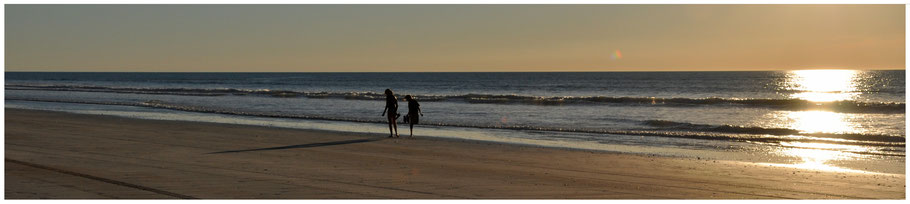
top-left (207, 138), bottom-right (385, 154)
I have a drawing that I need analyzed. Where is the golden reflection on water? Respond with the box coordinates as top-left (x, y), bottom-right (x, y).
top-left (781, 111), bottom-right (860, 135)
top-left (786, 69), bottom-right (860, 102)
top-left (772, 70), bottom-right (865, 135)
top-left (770, 70), bottom-right (868, 172)
top-left (769, 142), bottom-right (871, 173)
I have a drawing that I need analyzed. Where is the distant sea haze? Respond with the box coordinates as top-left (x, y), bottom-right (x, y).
top-left (5, 70), bottom-right (906, 173)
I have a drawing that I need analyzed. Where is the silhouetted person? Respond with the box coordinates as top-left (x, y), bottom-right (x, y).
top-left (404, 95), bottom-right (423, 137)
top-left (381, 89), bottom-right (399, 138)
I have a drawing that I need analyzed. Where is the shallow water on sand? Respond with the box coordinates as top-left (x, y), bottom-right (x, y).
top-left (6, 100), bottom-right (904, 174)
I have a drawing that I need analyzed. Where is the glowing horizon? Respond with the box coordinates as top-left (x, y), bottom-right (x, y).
top-left (5, 5), bottom-right (905, 72)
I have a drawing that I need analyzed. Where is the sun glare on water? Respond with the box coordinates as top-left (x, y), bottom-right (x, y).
top-left (763, 70), bottom-right (874, 173)
top-left (781, 110), bottom-right (860, 135)
top-left (766, 70), bottom-right (866, 135)
top-left (764, 109), bottom-right (868, 172)
top-left (786, 69), bottom-right (860, 102)
top-left (765, 142), bottom-right (872, 173)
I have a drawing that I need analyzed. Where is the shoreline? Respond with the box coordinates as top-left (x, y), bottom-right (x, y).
top-left (4, 108), bottom-right (905, 199)
top-left (7, 99), bottom-right (905, 175)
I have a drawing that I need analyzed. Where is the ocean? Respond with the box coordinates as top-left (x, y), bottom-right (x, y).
top-left (4, 70), bottom-right (906, 174)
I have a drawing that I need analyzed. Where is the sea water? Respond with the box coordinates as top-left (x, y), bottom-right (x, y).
top-left (4, 71), bottom-right (905, 174)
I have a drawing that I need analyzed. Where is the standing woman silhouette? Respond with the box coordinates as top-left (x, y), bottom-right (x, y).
top-left (404, 95), bottom-right (423, 137)
top-left (381, 89), bottom-right (400, 138)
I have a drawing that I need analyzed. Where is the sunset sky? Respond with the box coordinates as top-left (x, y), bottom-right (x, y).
top-left (5, 4), bottom-right (905, 72)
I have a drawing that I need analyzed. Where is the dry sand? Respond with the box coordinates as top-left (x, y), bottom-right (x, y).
top-left (4, 108), bottom-right (905, 199)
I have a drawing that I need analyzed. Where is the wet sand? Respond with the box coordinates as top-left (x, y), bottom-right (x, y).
top-left (4, 108), bottom-right (905, 199)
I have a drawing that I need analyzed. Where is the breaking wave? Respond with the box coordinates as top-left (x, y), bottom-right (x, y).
top-left (6, 97), bottom-right (905, 152)
top-left (6, 84), bottom-right (905, 113)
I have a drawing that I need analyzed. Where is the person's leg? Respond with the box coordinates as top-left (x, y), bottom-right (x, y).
top-left (387, 118), bottom-right (394, 137)
top-left (391, 116), bottom-right (399, 137)
top-left (409, 123), bottom-right (414, 137)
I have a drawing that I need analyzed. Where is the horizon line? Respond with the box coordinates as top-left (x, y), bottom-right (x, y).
top-left (3, 68), bottom-right (906, 73)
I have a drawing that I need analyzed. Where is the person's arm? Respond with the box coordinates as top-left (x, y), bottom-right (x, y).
top-left (418, 103), bottom-right (423, 116)
top-left (381, 104), bottom-right (387, 116)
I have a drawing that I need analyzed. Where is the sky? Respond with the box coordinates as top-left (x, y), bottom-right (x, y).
top-left (4, 4), bottom-right (906, 72)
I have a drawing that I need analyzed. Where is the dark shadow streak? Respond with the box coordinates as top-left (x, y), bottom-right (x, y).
top-left (207, 138), bottom-right (384, 154)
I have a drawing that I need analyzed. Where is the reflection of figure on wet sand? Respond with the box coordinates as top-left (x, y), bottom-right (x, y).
top-left (404, 95), bottom-right (423, 137)
top-left (381, 89), bottom-right (400, 138)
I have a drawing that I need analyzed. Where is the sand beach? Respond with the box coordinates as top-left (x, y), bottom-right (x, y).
top-left (4, 108), bottom-right (904, 199)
